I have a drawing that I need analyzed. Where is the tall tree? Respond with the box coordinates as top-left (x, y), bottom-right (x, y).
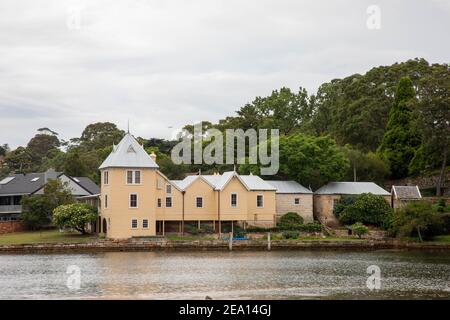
top-left (377, 77), bottom-right (421, 178)
top-left (27, 133), bottom-right (60, 169)
top-left (413, 64), bottom-right (450, 195)
top-left (79, 122), bottom-right (124, 150)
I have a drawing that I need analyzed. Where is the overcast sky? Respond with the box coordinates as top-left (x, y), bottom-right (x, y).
top-left (1, 0), bottom-right (449, 148)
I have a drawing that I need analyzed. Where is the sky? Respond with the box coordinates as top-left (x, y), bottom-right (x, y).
top-left (0, 0), bottom-right (449, 148)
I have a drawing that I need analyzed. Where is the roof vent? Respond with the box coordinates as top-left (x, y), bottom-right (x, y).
top-left (31, 177), bottom-right (40, 182)
top-left (127, 145), bottom-right (136, 153)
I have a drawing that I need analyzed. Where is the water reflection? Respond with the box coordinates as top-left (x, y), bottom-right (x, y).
top-left (0, 250), bottom-right (449, 299)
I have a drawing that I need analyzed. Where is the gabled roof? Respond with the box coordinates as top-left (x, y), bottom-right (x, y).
top-left (314, 182), bottom-right (390, 196)
top-left (170, 172), bottom-right (276, 192)
top-left (392, 185), bottom-right (422, 200)
top-left (266, 180), bottom-right (312, 194)
top-left (99, 133), bottom-right (158, 169)
top-left (0, 170), bottom-right (99, 196)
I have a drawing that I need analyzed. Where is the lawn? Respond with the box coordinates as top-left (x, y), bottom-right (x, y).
top-left (0, 229), bottom-right (98, 245)
top-left (431, 235), bottom-right (450, 243)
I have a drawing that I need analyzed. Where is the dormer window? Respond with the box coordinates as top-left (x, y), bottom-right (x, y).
top-left (127, 145), bottom-right (136, 153)
top-left (126, 170), bottom-right (141, 184)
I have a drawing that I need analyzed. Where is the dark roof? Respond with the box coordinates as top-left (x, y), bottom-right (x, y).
top-left (392, 186), bottom-right (422, 200)
top-left (0, 170), bottom-right (99, 196)
top-left (73, 177), bottom-right (100, 195)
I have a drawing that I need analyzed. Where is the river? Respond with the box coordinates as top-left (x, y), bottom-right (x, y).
top-left (0, 250), bottom-right (449, 299)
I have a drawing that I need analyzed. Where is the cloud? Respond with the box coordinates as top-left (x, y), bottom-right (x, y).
top-left (0, 0), bottom-right (448, 148)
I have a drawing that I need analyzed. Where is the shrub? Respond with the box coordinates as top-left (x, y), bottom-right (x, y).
top-left (298, 222), bottom-right (322, 233)
top-left (391, 201), bottom-right (444, 241)
top-left (335, 193), bottom-right (392, 226)
top-left (282, 231), bottom-right (300, 239)
top-left (278, 212), bottom-right (304, 230)
top-left (349, 222), bottom-right (369, 238)
top-left (53, 203), bottom-right (98, 234)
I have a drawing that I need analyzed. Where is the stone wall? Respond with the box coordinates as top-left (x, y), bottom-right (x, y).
top-left (275, 194), bottom-right (313, 223)
top-left (385, 172), bottom-right (450, 196)
top-left (0, 221), bottom-right (26, 234)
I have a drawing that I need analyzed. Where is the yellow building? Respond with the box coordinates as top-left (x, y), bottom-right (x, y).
top-left (97, 133), bottom-right (313, 239)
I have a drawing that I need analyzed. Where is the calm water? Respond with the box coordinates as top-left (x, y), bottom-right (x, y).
top-left (0, 250), bottom-right (449, 300)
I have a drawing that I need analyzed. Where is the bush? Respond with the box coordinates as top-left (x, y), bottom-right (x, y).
top-left (282, 231), bottom-right (300, 239)
top-left (53, 203), bottom-right (98, 234)
top-left (335, 193), bottom-right (392, 226)
top-left (298, 222), bottom-right (322, 233)
top-left (349, 222), bottom-right (369, 238)
top-left (278, 212), bottom-right (304, 230)
top-left (391, 201), bottom-right (444, 241)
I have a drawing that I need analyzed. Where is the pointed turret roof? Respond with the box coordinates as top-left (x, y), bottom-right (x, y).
top-left (99, 133), bottom-right (159, 169)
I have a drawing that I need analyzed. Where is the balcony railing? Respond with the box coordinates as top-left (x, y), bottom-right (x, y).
top-left (0, 205), bottom-right (22, 213)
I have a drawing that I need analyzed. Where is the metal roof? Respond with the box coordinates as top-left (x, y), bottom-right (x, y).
top-left (392, 185), bottom-right (422, 200)
top-left (0, 170), bottom-right (99, 196)
top-left (314, 182), bottom-right (390, 195)
top-left (99, 133), bottom-right (159, 169)
top-left (266, 180), bottom-right (312, 194)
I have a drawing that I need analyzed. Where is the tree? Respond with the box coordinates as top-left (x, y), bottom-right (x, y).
top-left (377, 77), bottom-right (421, 178)
top-left (392, 201), bottom-right (443, 242)
top-left (79, 122), bottom-right (125, 150)
top-left (20, 179), bottom-right (74, 229)
top-left (64, 150), bottom-right (88, 177)
top-left (53, 203), bottom-right (98, 234)
top-left (3, 147), bottom-right (34, 173)
top-left (0, 144), bottom-right (8, 156)
top-left (27, 133), bottom-right (60, 169)
top-left (413, 64), bottom-right (450, 195)
top-left (279, 134), bottom-right (349, 189)
top-left (335, 193), bottom-right (392, 226)
top-left (278, 212), bottom-right (304, 230)
top-left (343, 146), bottom-right (390, 184)
top-left (350, 222), bottom-right (369, 239)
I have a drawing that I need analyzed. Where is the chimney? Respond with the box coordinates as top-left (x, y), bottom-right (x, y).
top-left (150, 152), bottom-right (157, 163)
top-left (44, 168), bottom-right (57, 183)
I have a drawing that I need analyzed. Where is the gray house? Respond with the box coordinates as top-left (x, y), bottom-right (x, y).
top-left (0, 169), bottom-right (99, 221)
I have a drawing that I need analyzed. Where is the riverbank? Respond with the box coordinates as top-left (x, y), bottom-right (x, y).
top-left (1, 237), bottom-right (449, 253)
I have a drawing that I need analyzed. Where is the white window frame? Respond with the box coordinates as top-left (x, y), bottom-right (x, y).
top-left (165, 197), bottom-right (172, 208)
top-left (131, 218), bottom-right (138, 229)
top-left (230, 193), bottom-right (238, 207)
top-left (196, 197), bottom-right (203, 208)
top-left (142, 219), bottom-right (149, 229)
top-left (126, 170), bottom-right (142, 185)
top-left (256, 195), bottom-right (264, 208)
top-left (129, 193), bottom-right (138, 208)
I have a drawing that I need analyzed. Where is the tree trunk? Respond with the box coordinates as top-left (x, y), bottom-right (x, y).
top-left (417, 227), bottom-right (423, 242)
top-left (436, 147), bottom-right (447, 196)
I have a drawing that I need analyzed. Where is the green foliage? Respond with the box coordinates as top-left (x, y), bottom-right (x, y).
top-left (78, 122), bottom-right (124, 150)
top-left (279, 134), bottom-right (349, 189)
top-left (53, 203), bottom-right (98, 234)
top-left (64, 150), bottom-right (88, 177)
top-left (278, 212), bottom-right (304, 230)
top-left (349, 222), bottom-right (369, 238)
top-left (378, 77), bottom-right (421, 178)
top-left (27, 133), bottom-right (60, 169)
top-left (20, 179), bottom-right (74, 230)
top-left (335, 193), bottom-right (392, 226)
top-left (343, 147), bottom-right (390, 184)
top-left (282, 230), bottom-right (300, 239)
top-left (298, 222), bottom-right (322, 233)
top-left (391, 201), bottom-right (444, 241)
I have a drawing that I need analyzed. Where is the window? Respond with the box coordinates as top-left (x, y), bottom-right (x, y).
top-left (165, 197), bottom-right (172, 208)
top-left (143, 219), bottom-right (149, 229)
top-left (231, 193), bottom-right (238, 207)
top-left (105, 194), bottom-right (108, 209)
top-left (126, 170), bottom-right (141, 184)
top-left (166, 184), bottom-right (172, 194)
top-left (130, 194), bottom-right (138, 208)
top-left (131, 219), bottom-right (138, 229)
top-left (157, 198), bottom-right (162, 207)
top-left (294, 198), bottom-right (300, 205)
top-left (134, 171), bottom-right (141, 184)
top-left (127, 171), bottom-right (133, 184)
top-left (103, 171), bottom-right (109, 185)
top-left (257, 195), bottom-right (264, 208)
top-left (196, 197), bottom-right (203, 208)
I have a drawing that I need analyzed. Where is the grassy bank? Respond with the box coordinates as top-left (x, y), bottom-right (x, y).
top-left (0, 230), bottom-right (98, 245)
